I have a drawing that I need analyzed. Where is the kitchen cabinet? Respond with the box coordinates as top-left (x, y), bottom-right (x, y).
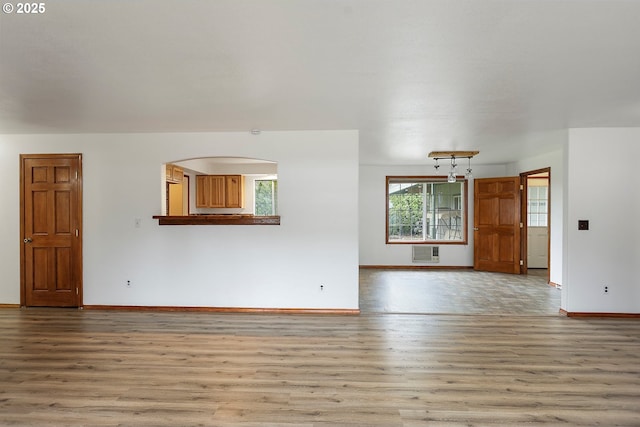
top-left (196, 175), bottom-right (244, 208)
top-left (166, 164), bottom-right (183, 184)
top-left (225, 175), bottom-right (244, 208)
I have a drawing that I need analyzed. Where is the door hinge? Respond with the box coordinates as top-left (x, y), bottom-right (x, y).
top-left (520, 184), bottom-right (524, 190)
top-left (75, 171), bottom-right (78, 179)
top-left (520, 222), bottom-right (524, 228)
top-left (76, 287), bottom-right (79, 295)
top-left (75, 229), bottom-right (79, 237)
top-left (519, 260), bottom-right (524, 266)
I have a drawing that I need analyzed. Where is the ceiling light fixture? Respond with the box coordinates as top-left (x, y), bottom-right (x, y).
top-left (428, 150), bottom-right (479, 183)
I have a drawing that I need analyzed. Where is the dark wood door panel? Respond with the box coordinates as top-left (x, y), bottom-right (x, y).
top-left (498, 197), bottom-right (517, 226)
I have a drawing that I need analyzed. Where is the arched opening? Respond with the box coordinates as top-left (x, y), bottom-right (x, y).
top-left (161, 157), bottom-right (278, 217)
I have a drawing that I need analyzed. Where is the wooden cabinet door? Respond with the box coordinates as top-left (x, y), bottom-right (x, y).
top-left (195, 175), bottom-right (209, 208)
top-left (208, 176), bottom-right (226, 208)
top-left (166, 164), bottom-right (183, 183)
top-left (225, 175), bottom-right (244, 208)
top-left (171, 166), bottom-right (183, 183)
top-left (195, 175), bottom-right (243, 208)
top-left (196, 175), bottom-right (224, 208)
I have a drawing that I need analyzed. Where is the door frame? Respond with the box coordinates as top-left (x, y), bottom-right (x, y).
top-left (20, 153), bottom-right (83, 307)
top-left (519, 167), bottom-right (551, 280)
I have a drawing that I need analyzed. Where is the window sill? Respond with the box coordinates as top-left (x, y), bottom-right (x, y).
top-left (153, 215), bottom-right (280, 225)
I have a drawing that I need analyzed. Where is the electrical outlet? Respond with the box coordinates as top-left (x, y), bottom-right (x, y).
top-left (320, 284), bottom-right (324, 291)
top-left (127, 280), bottom-right (131, 287)
top-left (604, 285), bottom-right (608, 294)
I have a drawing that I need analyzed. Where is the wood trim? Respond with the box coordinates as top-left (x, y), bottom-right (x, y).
top-left (153, 215), bottom-right (280, 225)
top-left (0, 304), bottom-right (21, 309)
top-left (560, 309), bottom-right (640, 318)
top-left (520, 174), bottom-right (527, 274)
top-left (359, 265), bottom-right (474, 270)
top-left (550, 281), bottom-right (561, 288)
top-left (19, 155), bottom-right (25, 306)
top-left (83, 305), bottom-right (359, 315)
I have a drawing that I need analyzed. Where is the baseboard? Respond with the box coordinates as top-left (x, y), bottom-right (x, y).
top-left (560, 309), bottom-right (640, 318)
top-left (360, 265), bottom-right (474, 270)
top-left (0, 304), bottom-right (20, 309)
top-left (550, 281), bottom-right (561, 288)
top-left (83, 305), bottom-right (360, 315)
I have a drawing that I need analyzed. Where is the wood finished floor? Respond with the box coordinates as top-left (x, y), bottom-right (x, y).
top-left (2, 270), bottom-right (639, 426)
top-left (359, 268), bottom-right (561, 315)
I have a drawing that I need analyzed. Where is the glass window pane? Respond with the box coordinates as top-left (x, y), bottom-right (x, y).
top-left (387, 177), bottom-right (466, 244)
top-left (527, 185), bottom-right (548, 227)
top-left (255, 180), bottom-right (278, 216)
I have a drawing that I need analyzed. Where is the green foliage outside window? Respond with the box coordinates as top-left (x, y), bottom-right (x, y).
top-left (255, 180), bottom-right (278, 216)
top-left (388, 193), bottom-right (424, 239)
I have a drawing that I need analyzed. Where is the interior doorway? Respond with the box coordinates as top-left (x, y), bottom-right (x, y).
top-left (520, 168), bottom-right (551, 281)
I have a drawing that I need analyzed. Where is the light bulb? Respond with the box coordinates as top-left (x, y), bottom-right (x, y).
top-left (447, 171), bottom-right (456, 183)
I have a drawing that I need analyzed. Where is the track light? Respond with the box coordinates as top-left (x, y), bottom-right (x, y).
top-left (428, 150), bottom-right (479, 182)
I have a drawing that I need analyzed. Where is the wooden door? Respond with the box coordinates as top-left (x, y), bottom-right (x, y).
top-left (21, 154), bottom-right (82, 307)
top-left (474, 177), bottom-right (521, 274)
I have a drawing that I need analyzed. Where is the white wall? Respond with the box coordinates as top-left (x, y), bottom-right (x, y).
top-left (359, 163), bottom-right (506, 266)
top-left (0, 130), bottom-right (359, 310)
top-left (564, 128), bottom-right (640, 313)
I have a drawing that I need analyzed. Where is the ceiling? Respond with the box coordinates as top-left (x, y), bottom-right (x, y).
top-left (1, 0), bottom-right (639, 165)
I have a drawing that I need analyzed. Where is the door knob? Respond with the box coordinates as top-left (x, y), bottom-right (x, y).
top-left (473, 227), bottom-right (479, 231)
top-left (23, 238), bottom-right (32, 243)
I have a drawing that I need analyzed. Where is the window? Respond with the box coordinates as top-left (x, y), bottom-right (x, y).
top-left (527, 185), bottom-right (548, 227)
top-left (255, 179), bottom-right (278, 216)
top-left (386, 176), bottom-right (468, 244)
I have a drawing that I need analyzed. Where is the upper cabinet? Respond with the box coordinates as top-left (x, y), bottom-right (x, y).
top-left (225, 175), bottom-right (244, 208)
top-left (196, 175), bottom-right (244, 208)
top-left (166, 164), bottom-right (184, 184)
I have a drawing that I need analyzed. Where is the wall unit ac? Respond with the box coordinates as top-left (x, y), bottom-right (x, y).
top-left (412, 246), bottom-right (440, 263)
